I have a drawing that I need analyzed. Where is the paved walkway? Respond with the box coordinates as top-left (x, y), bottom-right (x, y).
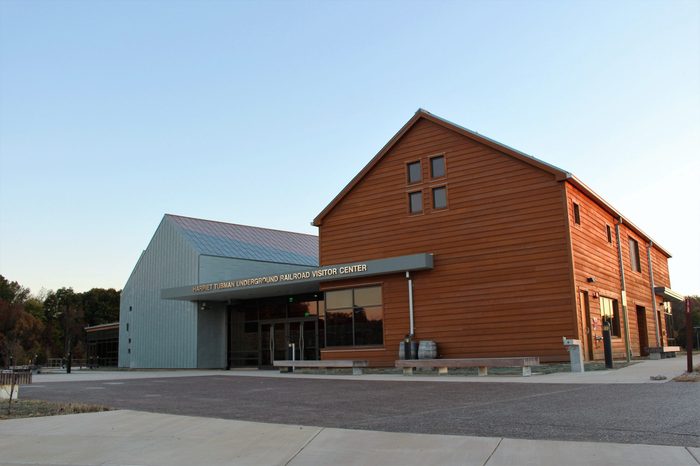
top-left (33, 355), bottom-right (692, 384)
top-left (11, 357), bottom-right (696, 465)
top-left (0, 410), bottom-right (698, 466)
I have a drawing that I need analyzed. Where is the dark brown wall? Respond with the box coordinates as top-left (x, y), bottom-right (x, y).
top-left (565, 182), bottom-right (672, 360)
top-left (318, 118), bottom-right (577, 364)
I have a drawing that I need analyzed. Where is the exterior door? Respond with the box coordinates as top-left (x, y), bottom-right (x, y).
top-left (637, 306), bottom-right (649, 356)
top-left (580, 291), bottom-right (594, 360)
top-left (260, 322), bottom-right (286, 367)
top-left (287, 320), bottom-right (319, 361)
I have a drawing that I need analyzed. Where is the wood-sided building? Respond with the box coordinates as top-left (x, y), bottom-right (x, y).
top-left (160, 109), bottom-right (681, 368)
top-left (312, 109), bottom-right (678, 364)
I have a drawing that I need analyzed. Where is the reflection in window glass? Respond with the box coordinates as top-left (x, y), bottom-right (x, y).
top-left (325, 289), bottom-right (353, 309)
top-left (432, 187), bottom-right (447, 209)
top-left (326, 310), bottom-right (353, 346)
top-left (407, 161), bottom-right (422, 183)
top-left (600, 296), bottom-right (621, 337)
top-left (354, 287), bottom-right (382, 307)
top-left (409, 191), bottom-right (422, 214)
top-left (430, 156), bottom-right (445, 178)
top-left (353, 306), bottom-right (383, 345)
top-left (324, 286), bottom-right (383, 347)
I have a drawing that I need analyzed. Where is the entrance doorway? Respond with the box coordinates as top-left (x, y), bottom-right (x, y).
top-left (259, 318), bottom-right (319, 367)
top-left (637, 306), bottom-right (648, 356)
top-left (580, 291), bottom-right (594, 360)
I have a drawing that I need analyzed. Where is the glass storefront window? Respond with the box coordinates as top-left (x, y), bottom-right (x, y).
top-left (325, 289), bottom-right (353, 309)
top-left (326, 310), bottom-right (354, 346)
top-left (325, 286), bottom-right (383, 347)
top-left (354, 287), bottom-right (382, 307)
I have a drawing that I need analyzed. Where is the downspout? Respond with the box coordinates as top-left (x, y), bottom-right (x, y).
top-left (614, 219), bottom-right (632, 362)
top-left (406, 271), bottom-right (414, 336)
top-left (647, 241), bottom-right (661, 347)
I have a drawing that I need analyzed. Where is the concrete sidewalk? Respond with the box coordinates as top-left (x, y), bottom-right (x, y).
top-left (0, 410), bottom-right (698, 466)
top-left (33, 355), bottom-right (693, 385)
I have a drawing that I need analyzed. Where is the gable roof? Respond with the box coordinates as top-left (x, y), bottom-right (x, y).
top-left (312, 109), bottom-right (671, 257)
top-left (166, 214), bottom-right (318, 266)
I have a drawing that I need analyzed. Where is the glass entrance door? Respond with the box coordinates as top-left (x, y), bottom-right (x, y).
top-left (259, 318), bottom-right (319, 367)
top-left (260, 322), bottom-right (287, 366)
top-left (287, 320), bottom-right (319, 361)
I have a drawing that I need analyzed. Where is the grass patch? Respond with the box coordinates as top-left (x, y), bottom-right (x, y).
top-left (0, 399), bottom-right (111, 420)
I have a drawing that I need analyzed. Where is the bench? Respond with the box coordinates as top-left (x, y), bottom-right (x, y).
top-left (647, 346), bottom-right (681, 360)
top-left (395, 357), bottom-right (540, 377)
top-left (273, 360), bottom-right (369, 375)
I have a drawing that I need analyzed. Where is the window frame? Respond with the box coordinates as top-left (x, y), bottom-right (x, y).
top-left (324, 286), bottom-right (384, 347)
top-left (429, 155), bottom-right (446, 179)
top-left (432, 186), bottom-right (448, 210)
top-left (629, 237), bottom-right (641, 272)
top-left (406, 161), bottom-right (422, 184)
top-left (599, 296), bottom-right (621, 338)
top-left (408, 190), bottom-right (423, 214)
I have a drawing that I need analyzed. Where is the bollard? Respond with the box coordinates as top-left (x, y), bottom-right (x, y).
top-left (603, 324), bottom-right (613, 369)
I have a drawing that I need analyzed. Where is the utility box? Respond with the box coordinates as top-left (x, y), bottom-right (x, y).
top-left (562, 337), bottom-right (585, 373)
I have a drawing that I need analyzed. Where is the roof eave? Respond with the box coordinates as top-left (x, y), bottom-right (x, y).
top-left (566, 176), bottom-right (672, 257)
top-left (313, 109), bottom-right (569, 225)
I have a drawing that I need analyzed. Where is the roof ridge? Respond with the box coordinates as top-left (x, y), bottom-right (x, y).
top-left (164, 213), bottom-right (317, 238)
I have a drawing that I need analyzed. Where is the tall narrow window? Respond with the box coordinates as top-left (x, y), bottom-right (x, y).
top-left (629, 237), bottom-right (641, 272)
top-left (408, 191), bottom-right (422, 214)
top-left (606, 225), bottom-right (612, 243)
top-left (430, 156), bottom-right (445, 178)
top-left (573, 203), bottom-right (581, 225)
top-left (432, 186), bottom-right (447, 209)
top-left (600, 296), bottom-right (621, 337)
top-left (407, 161), bottom-right (421, 184)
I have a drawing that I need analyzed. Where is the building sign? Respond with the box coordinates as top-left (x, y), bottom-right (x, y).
top-left (162, 253), bottom-right (433, 301)
top-left (191, 264), bottom-right (369, 293)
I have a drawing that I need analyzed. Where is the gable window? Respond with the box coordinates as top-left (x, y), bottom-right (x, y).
top-left (629, 237), bottom-right (641, 272)
top-left (600, 296), bottom-right (621, 337)
top-left (325, 286), bottom-right (383, 347)
top-left (606, 225), bottom-right (612, 243)
top-left (432, 186), bottom-right (447, 210)
top-left (407, 161), bottom-right (422, 184)
top-left (573, 203), bottom-right (581, 225)
top-left (408, 191), bottom-right (422, 214)
top-left (430, 156), bottom-right (445, 178)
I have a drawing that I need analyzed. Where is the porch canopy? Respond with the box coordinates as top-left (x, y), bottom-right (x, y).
top-left (161, 253), bottom-right (434, 302)
top-left (654, 287), bottom-right (684, 302)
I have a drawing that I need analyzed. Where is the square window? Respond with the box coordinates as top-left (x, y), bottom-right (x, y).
top-left (430, 156), bottom-right (445, 178)
top-left (407, 161), bottom-right (421, 183)
top-left (409, 191), bottom-right (422, 214)
top-left (432, 187), bottom-right (447, 209)
top-left (573, 203), bottom-right (580, 225)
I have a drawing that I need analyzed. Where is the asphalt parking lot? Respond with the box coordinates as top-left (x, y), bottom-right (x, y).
top-left (22, 374), bottom-right (700, 447)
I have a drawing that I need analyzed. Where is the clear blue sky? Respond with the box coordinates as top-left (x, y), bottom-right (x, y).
top-left (1, 0), bottom-right (698, 295)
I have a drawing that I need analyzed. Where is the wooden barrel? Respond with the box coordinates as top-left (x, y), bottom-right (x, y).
top-left (398, 341), bottom-right (418, 360)
top-left (418, 340), bottom-right (437, 359)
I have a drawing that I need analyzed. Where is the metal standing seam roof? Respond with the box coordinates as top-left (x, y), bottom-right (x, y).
top-left (165, 214), bottom-right (318, 266)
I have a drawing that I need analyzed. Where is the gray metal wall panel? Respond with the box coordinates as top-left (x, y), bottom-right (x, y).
top-left (199, 255), bottom-right (316, 283)
top-left (119, 218), bottom-right (198, 368)
top-left (197, 302), bottom-right (226, 368)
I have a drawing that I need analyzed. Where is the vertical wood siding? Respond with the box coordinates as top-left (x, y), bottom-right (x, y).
top-left (319, 118), bottom-right (576, 364)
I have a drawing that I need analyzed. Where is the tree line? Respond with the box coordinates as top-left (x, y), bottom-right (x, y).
top-left (0, 275), bottom-right (120, 367)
